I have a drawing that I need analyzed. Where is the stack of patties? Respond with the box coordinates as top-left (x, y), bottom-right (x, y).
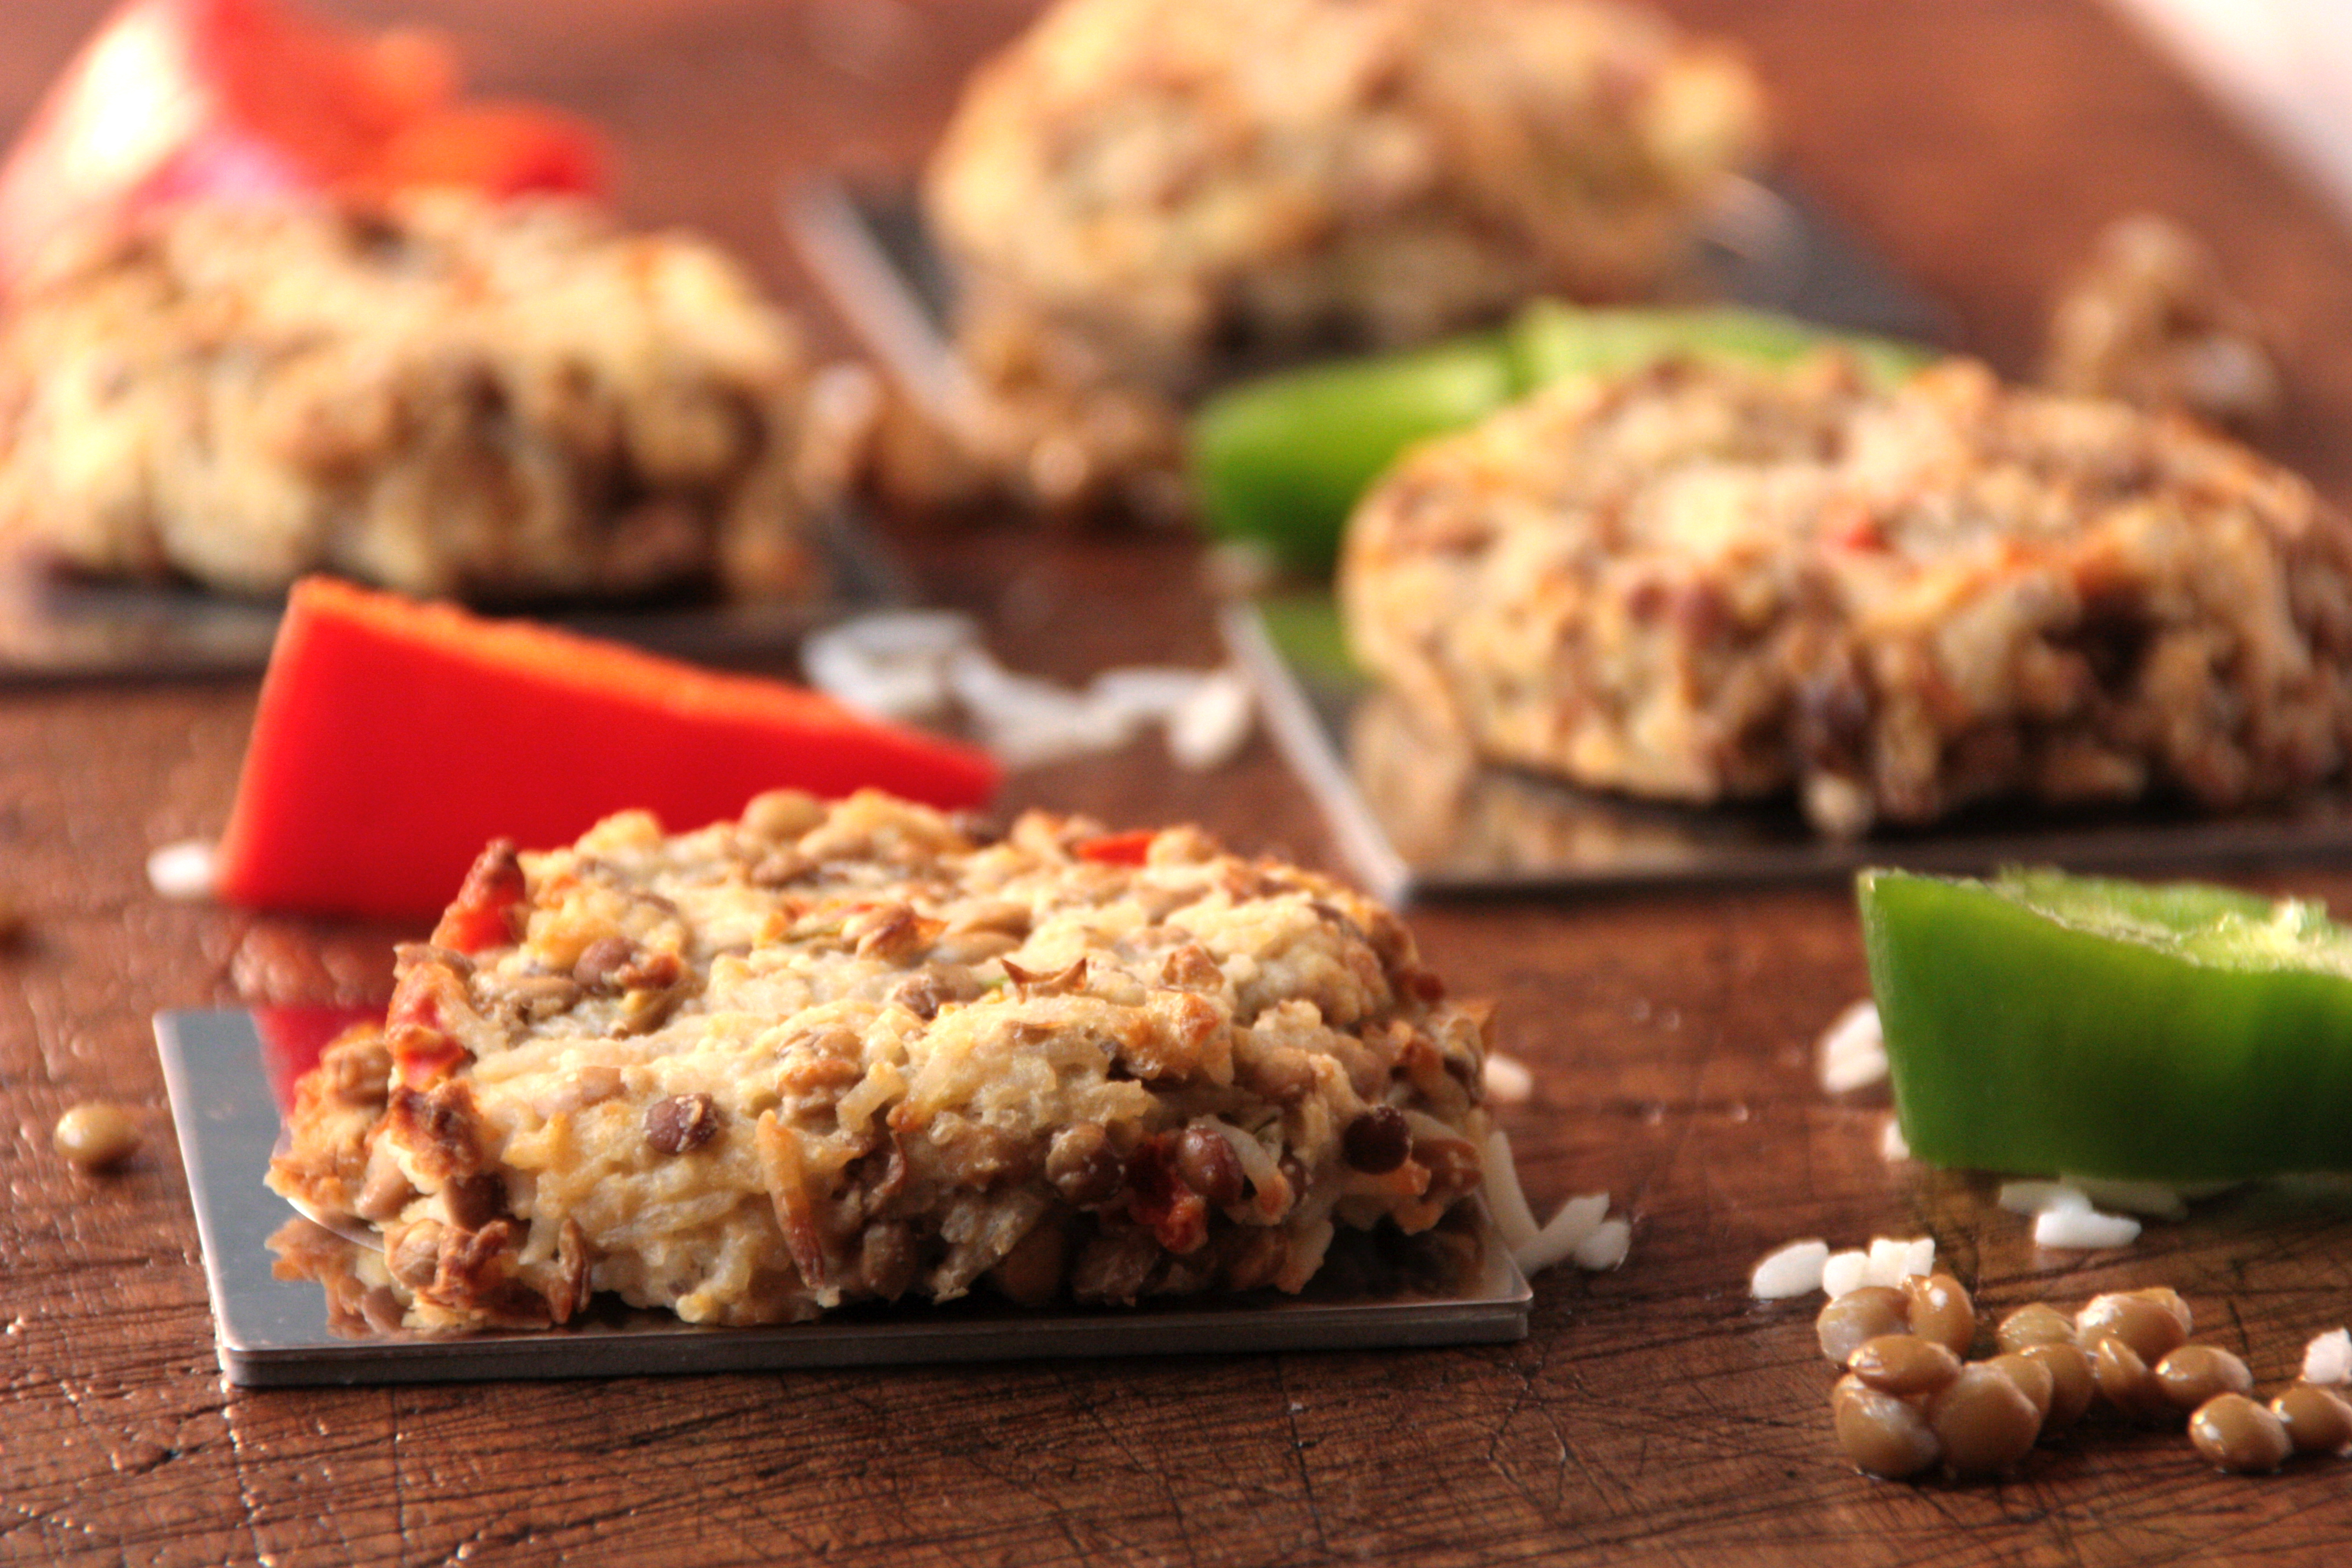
top-left (0, 194), bottom-right (853, 603)
top-left (921, 0), bottom-right (1765, 515)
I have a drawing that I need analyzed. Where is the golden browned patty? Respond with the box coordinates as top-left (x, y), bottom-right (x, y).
top-left (919, 0), bottom-right (1765, 514)
top-left (0, 194), bottom-right (848, 602)
top-left (270, 790), bottom-right (1491, 1332)
top-left (1340, 353), bottom-right (2352, 836)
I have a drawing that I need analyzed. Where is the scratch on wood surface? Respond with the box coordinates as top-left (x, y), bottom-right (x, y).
top-left (1276, 1357), bottom-right (1333, 1561)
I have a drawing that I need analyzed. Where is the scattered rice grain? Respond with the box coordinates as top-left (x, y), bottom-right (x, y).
top-left (1751, 1239), bottom-right (1830, 1300)
top-left (1571, 1216), bottom-right (1631, 1271)
top-left (1481, 1053), bottom-right (1534, 1105)
top-left (2032, 1205), bottom-right (2141, 1250)
top-left (2059, 1174), bottom-right (2190, 1219)
top-left (1817, 1000), bottom-right (1887, 1093)
top-left (2304, 1328), bottom-right (2352, 1386)
top-left (1165, 667), bottom-right (1255, 770)
top-left (1878, 1117), bottom-right (1909, 1162)
top-left (1863, 1235), bottom-right (1934, 1289)
top-left (1514, 1193), bottom-right (1610, 1275)
top-left (1998, 1180), bottom-right (2082, 1215)
top-left (1822, 1249), bottom-right (1871, 1300)
top-left (146, 840), bottom-right (218, 901)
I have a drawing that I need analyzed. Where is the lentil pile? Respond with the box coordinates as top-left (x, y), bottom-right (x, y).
top-left (1818, 1281), bottom-right (2352, 1479)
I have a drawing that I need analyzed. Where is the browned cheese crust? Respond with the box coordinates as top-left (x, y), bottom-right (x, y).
top-left (918, 0), bottom-right (1764, 514)
top-left (0, 194), bottom-right (853, 602)
top-left (1339, 354), bottom-right (2352, 836)
top-left (270, 791), bottom-right (1491, 1332)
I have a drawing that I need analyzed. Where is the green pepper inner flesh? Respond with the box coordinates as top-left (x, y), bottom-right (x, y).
top-left (1860, 868), bottom-right (2352, 1182)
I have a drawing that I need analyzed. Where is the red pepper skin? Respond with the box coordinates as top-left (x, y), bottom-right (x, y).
top-left (0, 0), bottom-right (610, 287)
top-left (430, 840), bottom-right (526, 955)
top-left (1076, 830), bottom-right (1156, 867)
top-left (391, 1026), bottom-right (471, 1092)
top-left (1125, 1133), bottom-right (1210, 1255)
top-left (215, 578), bottom-right (1000, 921)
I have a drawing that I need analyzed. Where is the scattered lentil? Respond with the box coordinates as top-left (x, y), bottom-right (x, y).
top-left (1817, 1285), bottom-right (1911, 1365)
top-left (1995, 1302), bottom-right (2076, 1353)
top-left (2076, 1288), bottom-right (2192, 1362)
top-left (53, 1103), bottom-right (140, 1170)
top-left (2190, 1393), bottom-right (2292, 1474)
top-left (1985, 1351), bottom-right (2055, 1426)
top-left (1341, 1106), bottom-right (1409, 1174)
top-left (2271, 1382), bottom-right (2352, 1457)
top-left (2089, 1335), bottom-right (2174, 1424)
top-left (1832, 1375), bottom-right (1942, 1479)
top-left (1176, 1124), bottom-right (1245, 1207)
top-left (1819, 1280), bottom-right (2352, 1483)
top-left (1928, 1364), bottom-right (2042, 1476)
top-left (2154, 1344), bottom-right (2255, 1413)
top-left (1849, 1335), bottom-right (1963, 1397)
top-left (2019, 1341), bottom-right (2097, 1433)
top-left (1902, 1272), bottom-right (1976, 1357)
top-left (644, 1093), bottom-right (721, 1156)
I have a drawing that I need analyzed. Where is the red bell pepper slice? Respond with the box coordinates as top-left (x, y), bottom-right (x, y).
top-left (0, 0), bottom-right (607, 285)
top-left (216, 578), bottom-right (1001, 921)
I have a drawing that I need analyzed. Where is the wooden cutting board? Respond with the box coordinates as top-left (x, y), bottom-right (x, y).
top-left (7, 1), bottom-right (2352, 1563)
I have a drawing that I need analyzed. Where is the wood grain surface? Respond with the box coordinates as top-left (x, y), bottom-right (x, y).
top-left (6, 1), bottom-right (2352, 1563)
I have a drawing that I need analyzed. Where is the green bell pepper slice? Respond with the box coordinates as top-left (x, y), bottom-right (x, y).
top-left (1859, 867), bottom-right (2352, 1182)
top-left (1190, 333), bottom-right (1515, 578)
top-left (1189, 303), bottom-right (1935, 576)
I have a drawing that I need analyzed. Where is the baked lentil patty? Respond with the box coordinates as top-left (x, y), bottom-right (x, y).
top-left (0, 194), bottom-right (841, 602)
top-left (1340, 353), bottom-right (2352, 835)
top-left (920, 0), bottom-right (1763, 513)
top-left (270, 791), bottom-right (1491, 1332)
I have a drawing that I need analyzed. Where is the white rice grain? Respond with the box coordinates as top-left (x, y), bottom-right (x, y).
top-left (1866, 1235), bottom-right (1935, 1288)
top-left (1750, 1239), bottom-right (1830, 1300)
top-left (1821, 1249), bottom-right (1871, 1300)
top-left (1998, 1181), bottom-right (2088, 1216)
top-left (1164, 667), bottom-right (1255, 771)
top-left (146, 840), bottom-right (218, 901)
top-left (1817, 1000), bottom-right (1887, 1092)
top-left (1571, 1217), bottom-right (1631, 1271)
top-left (1482, 1053), bottom-right (1535, 1105)
top-left (1819, 1049), bottom-right (1888, 1094)
top-left (2059, 1174), bottom-right (2191, 1219)
top-left (2303, 1328), bottom-right (2352, 1386)
top-left (2033, 1205), bottom-right (2142, 1250)
top-left (1878, 1117), bottom-right (1910, 1162)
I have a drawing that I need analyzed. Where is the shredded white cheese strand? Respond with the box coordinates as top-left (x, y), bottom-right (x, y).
top-left (1480, 1128), bottom-right (1627, 1275)
top-left (802, 611), bottom-right (1254, 771)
